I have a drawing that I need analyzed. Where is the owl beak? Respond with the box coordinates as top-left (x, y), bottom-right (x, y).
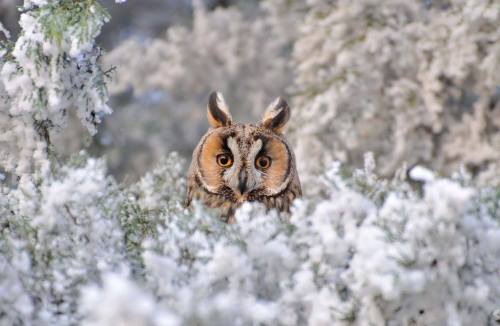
top-left (238, 169), bottom-right (248, 195)
top-left (233, 169), bottom-right (253, 202)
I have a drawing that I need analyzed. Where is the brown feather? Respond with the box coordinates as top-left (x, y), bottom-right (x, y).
top-left (186, 93), bottom-right (301, 223)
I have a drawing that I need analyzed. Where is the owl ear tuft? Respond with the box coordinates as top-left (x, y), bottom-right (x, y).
top-left (261, 97), bottom-right (290, 133)
top-left (207, 91), bottom-right (232, 128)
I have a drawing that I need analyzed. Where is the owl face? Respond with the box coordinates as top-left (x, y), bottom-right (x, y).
top-left (186, 91), bottom-right (301, 220)
top-left (196, 123), bottom-right (292, 203)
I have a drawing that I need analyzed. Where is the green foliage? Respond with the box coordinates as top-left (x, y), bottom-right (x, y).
top-left (36, 0), bottom-right (110, 46)
top-left (118, 199), bottom-right (158, 277)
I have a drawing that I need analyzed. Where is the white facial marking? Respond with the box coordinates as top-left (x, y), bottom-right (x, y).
top-left (224, 137), bottom-right (240, 190)
top-left (249, 139), bottom-right (263, 160)
top-left (248, 138), bottom-right (263, 186)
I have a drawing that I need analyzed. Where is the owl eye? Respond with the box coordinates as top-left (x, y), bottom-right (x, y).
top-left (216, 153), bottom-right (233, 167)
top-left (255, 155), bottom-right (272, 170)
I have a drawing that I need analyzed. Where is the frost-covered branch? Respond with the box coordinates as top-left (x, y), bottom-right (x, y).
top-left (1, 2), bottom-right (499, 326)
top-left (2, 154), bottom-right (496, 325)
top-left (0, 0), bottom-right (124, 215)
top-left (0, 1), bottom-right (117, 177)
top-left (290, 0), bottom-right (500, 182)
top-left (0, 21), bottom-right (10, 39)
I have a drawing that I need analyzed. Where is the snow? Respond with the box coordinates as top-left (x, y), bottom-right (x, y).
top-left (80, 273), bottom-right (180, 326)
top-left (1, 150), bottom-right (500, 324)
top-left (409, 165), bottom-right (435, 183)
top-left (0, 0), bottom-right (499, 325)
top-left (0, 22), bottom-right (9, 39)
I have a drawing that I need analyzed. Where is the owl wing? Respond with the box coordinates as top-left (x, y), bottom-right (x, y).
top-left (291, 173), bottom-right (302, 197)
top-left (184, 184), bottom-right (193, 208)
top-left (184, 162), bottom-right (197, 208)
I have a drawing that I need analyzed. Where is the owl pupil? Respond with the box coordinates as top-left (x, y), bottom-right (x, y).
top-left (256, 156), bottom-right (271, 169)
top-left (217, 154), bottom-right (232, 167)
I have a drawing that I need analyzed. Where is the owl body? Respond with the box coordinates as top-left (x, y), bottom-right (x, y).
top-left (186, 92), bottom-right (301, 222)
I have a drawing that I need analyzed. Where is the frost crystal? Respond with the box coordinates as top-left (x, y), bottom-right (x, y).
top-left (0, 0), bottom-right (114, 189)
top-left (0, 21), bottom-right (10, 39)
top-left (290, 0), bottom-right (500, 180)
top-left (80, 273), bottom-right (179, 326)
top-left (1, 1), bottom-right (500, 326)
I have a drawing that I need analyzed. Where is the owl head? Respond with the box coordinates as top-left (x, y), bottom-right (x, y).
top-left (186, 91), bottom-right (301, 216)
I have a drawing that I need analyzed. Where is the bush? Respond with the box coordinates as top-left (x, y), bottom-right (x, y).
top-left (1, 1), bottom-right (499, 325)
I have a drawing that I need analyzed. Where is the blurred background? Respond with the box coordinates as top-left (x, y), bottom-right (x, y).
top-left (2, 0), bottom-right (289, 182)
top-left (2, 0), bottom-right (499, 185)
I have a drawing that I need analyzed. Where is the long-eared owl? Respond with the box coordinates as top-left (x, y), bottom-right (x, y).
top-left (185, 91), bottom-right (302, 222)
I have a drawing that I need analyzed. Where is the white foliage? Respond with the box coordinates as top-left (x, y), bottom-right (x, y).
top-left (80, 272), bottom-right (179, 326)
top-left (105, 2), bottom-right (289, 116)
top-left (87, 156), bottom-right (499, 325)
top-left (408, 165), bottom-right (435, 183)
top-left (0, 235), bottom-right (33, 325)
top-left (4, 2), bottom-right (112, 131)
top-left (0, 0), bottom-right (115, 202)
top-left (1, 156), bottom-right (127, 324)
top-left (290, 0), bottom-right (500, 181)
top-left (1, 147), bottom-right (500, 326)
top-left (0, 21), bottom-right (9, 39)
top-left (1, 1), bottom-right (500, 326)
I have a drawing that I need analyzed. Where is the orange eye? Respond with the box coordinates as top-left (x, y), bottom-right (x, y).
top-left (255, 155), bottom-right (271, 169)
top-left (216, 153), bottom-right (233, 167)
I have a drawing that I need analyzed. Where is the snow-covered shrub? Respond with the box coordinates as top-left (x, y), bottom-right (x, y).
top-left (7, 152), bottom-right (491, 325)
top-left (290, 0), bottom-right (500, 181)
top-left (80, 272), bottom-right (179, 326)
top-left (1, 1), bottom-right (126, 323)
top-left (69, 157), bottom-right (500, 325)
top-left (0, 155), bottom-right (127, 324)
top-left (1, 1), bottom-right (500, 325)
top-left (0, 21), bottom-right (10, 39)
top-left (0, 0), bottom-right (125, 217)
top-left (2, 118), bottom-right (500, 325)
